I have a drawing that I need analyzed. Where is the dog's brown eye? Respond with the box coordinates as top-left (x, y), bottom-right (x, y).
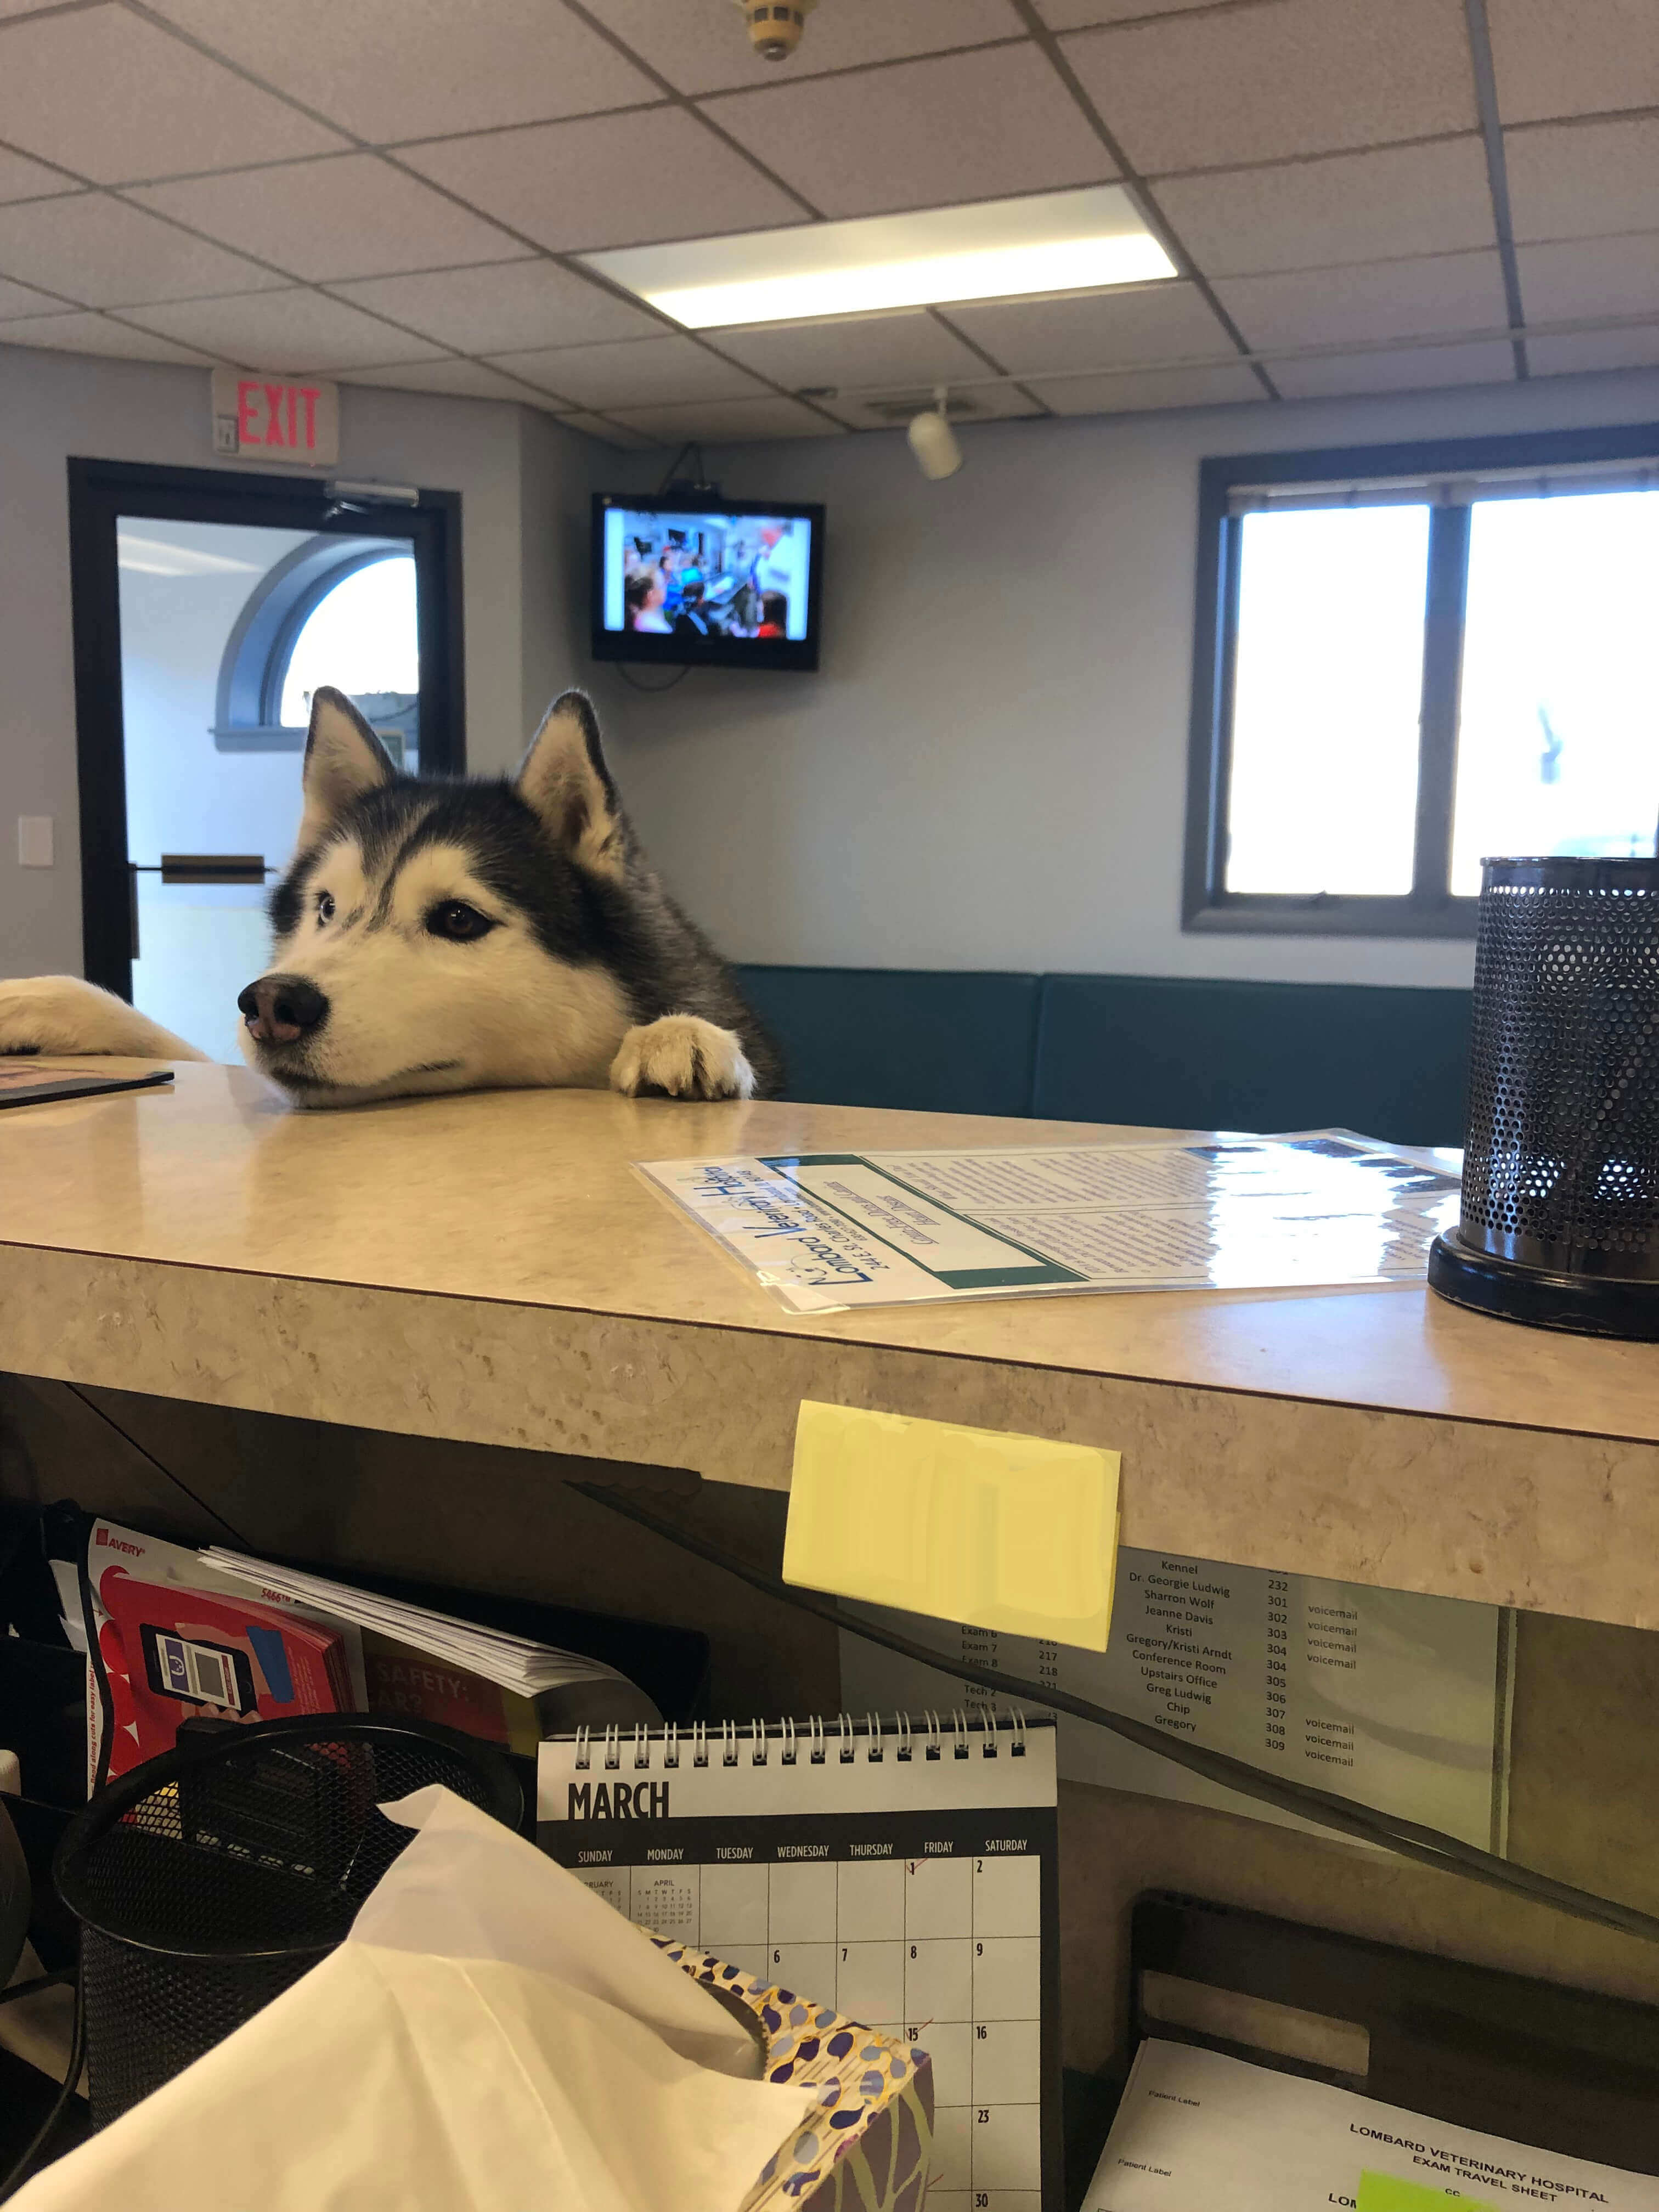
top-left (426, 900), bottom-right (495, 943)
top-left (316, 891), bottom-right (335, 924)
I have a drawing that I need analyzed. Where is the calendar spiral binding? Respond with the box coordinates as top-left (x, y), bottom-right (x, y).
top-left (570, 1707), bottom-right (1031, 1774)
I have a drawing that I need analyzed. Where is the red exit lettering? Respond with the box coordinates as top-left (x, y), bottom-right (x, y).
top-left (235, 379), bottom-right (321, 453)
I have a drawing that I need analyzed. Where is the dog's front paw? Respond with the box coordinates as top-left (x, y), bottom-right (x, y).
top-left (0, 975), bottom-right (205, 1060)
top-left (609, 1014), bottom-right (757, 1101)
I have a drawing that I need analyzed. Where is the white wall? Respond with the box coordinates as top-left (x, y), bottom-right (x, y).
top-left (592, 365), bottom-right (1659, 990)
top-left (0, 341), bottom-right (596, 983)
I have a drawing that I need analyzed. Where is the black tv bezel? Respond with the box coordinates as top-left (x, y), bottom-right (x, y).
top-left (590, 492), bottom-right (825, 673)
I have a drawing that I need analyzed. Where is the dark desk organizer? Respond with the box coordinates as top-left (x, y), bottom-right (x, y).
top-left (54, 1716), bottom-right (522, 2127)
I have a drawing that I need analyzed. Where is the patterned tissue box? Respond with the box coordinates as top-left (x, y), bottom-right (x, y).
top-left (656, 1937), bottom-right (936, 2212)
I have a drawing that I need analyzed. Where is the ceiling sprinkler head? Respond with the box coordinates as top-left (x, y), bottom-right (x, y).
top-left (733, 0), bottom-right (817, 62)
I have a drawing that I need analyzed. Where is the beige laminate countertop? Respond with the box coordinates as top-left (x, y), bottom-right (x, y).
top-left (2, 1062), bottom-right (1656, 1628)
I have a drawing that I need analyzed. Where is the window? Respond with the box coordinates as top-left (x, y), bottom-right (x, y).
top-left (1185, 428), bottom-right (1659, 936)
top-left (215, 535), bottom-right (420, 765)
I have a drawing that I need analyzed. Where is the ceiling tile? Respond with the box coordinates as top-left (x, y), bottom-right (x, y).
top-left (341, 357), bottom-right (545, 401)
top-left (1061, 0), bottom-right (1476, 173)
top-left (1517, 233), bottom-right (1659, 325)
top-left (552, 410), bottom-right (656, 450)
top-left (827, 381), bottom-right (1041, 430)
top-left (948, 279), bottom-right (1232, 370)
top-left (0, 146), bottom-right (74, 205)
top-left (1269, 338), bottom-right (1516, 399)
top-left (1036, 0), bottom-right (1221, 23)
top-left (1527, 323), bottom-right (1659, 377)
top-left (1506, 118), bottom-right (1659, 245)
top-left (140, 0), bottom-right (658, 140)
top-left (607, 394), bottom-right (845, 443)
top-left (1487, 0), bottom-right (1659, 125)
top-left (712, 309), bottom-right (989, 393)
top-left (699, 46), bottom-right (1116, 219)
top-left (123, 287), bottom-right (445, 370)
top-left (597, 0), bottom-right (1024, 95)
top-left (0, 194), bottom-right (287, 307)
top-left (400, 108), bottom-right (809, 254)
top-left (486, 333), bottom-right (768, 407)
top-left (129, 156), bottom-right (525, 283)
top-left (1025, 360), bottom-right (1263, 412)
top-left (0, 269), bottom-right (62, 317)
top-left (0, 309), bottom-right (213, 361)
top-left (328, 258), bottom-right (660, 351)
top-left (0, 5), bottom-right (346, 184)
top-left (1156, 138), bottom-right (1496, 277)
top-left (1216, 250), bottom-right (1508, 352)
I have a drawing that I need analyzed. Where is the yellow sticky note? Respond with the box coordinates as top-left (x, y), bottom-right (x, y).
top-left (1359, 2176), bottom-right (1496, 2212)
top-left (783, 1401), bottom-right (1120, 1651)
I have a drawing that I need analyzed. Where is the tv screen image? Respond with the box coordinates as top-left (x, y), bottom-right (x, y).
top-left (591, 495), bottom-right (823, 672)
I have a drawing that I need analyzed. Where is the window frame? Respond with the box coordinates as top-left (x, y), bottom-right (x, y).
top-left (214, 534), bottom-right (415, 752)
top-left (1182, 420), bottom-right (1659, 939)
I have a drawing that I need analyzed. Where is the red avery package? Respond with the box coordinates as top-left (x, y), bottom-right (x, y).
top-left (82, 1521), bottom-right (365, 1785)
top-left (98, 1573), bottom-right (352, 1775)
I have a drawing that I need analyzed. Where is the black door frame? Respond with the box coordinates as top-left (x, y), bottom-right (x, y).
top-left (66, 457), bottom-right (465, 1001)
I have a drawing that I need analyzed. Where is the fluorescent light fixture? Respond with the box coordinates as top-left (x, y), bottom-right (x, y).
top-left (116, 529), bottom-right (263, 578)
top-left (579, 185), bottom-right (1177, 329)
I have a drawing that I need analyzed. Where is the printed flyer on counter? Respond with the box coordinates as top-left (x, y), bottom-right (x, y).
top-left (637, 1131), bottom-right (1463, 1312)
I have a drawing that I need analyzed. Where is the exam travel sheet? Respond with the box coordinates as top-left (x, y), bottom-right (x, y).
top-left (639, 1132), bottom-right (1463, 1312)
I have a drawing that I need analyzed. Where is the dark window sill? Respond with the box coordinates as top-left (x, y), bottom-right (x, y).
top-left (1184, 896), bottom-right (1480, 940)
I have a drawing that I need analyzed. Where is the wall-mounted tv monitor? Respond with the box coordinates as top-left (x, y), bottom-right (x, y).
top-left (591, 494), bottom-right (824, 672)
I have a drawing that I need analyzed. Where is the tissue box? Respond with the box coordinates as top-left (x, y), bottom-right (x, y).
top-left (656, 1938), bottom-right (935, 2212)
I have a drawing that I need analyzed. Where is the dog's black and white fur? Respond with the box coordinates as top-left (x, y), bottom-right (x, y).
top-left (0, 687), bottom-right (780, 1108)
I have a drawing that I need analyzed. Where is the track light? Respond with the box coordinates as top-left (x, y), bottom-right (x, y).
top-left (733, 0), bottom-right (816, 61)
top-left (907, 388), bottom-right (963, 481)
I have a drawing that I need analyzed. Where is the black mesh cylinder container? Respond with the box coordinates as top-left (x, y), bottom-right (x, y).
top-left (1429, 855), bottom-right (1659, 1338)
top-left (54, 1715), bottom-right (522, 2127)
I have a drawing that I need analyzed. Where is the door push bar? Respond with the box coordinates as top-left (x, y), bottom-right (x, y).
top-left (127, 856), bottom-right (269, 957)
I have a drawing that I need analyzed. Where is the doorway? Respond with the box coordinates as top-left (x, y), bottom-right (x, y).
top-left (68, 460), bottom-right (464, 1058)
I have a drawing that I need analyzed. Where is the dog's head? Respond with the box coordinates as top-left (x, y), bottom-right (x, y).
top-left (239, 688), bottom-right (635, 1106)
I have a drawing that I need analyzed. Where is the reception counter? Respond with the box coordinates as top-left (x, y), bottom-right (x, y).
top-left (1, 1059), bottom-right (1655, 1628)
top-left (6, 1057), bottom-right (1659, 2081)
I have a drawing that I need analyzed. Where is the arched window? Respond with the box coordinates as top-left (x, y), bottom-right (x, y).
top-left (215, 536), bottom-right (420, 766)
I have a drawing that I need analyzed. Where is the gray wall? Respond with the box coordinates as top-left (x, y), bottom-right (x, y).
top-left (0, 342), bottom-right (596, 980)
top-left (592, 365), bottom-right (1659, 990)
top-left (7, 341), bottom-right (1659, 996)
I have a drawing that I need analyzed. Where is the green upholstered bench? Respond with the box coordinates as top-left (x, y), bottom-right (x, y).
top-left (734, 966), bottom-right (1471, 1148)
top-left (1032, 974), bottom-right (1471, 1148)
top-left (735, 966), bottom-right (1041, 1119)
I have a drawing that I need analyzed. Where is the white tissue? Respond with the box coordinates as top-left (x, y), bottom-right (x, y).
top-left (16, 1786), bottom-right (811, 2212)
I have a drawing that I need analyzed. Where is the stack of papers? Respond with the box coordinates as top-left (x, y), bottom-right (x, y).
top-left (1083, 2041), bottom-right (1658, 2211)
top-left (201, 1551), bottom-right (655, 1713)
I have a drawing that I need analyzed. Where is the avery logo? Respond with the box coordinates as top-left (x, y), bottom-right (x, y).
top-left (95, 1530), bottom-right (143, 1556)
top-left (567, 1780), bottom-right (670, 1820)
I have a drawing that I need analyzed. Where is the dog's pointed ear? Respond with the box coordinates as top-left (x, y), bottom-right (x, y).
top-left (297, 687), bottom-right (394, 849)
top-left (515, 690), bottom-right (625, 879)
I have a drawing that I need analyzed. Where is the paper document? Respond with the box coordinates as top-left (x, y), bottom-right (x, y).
top-left (1082, 2040), bottom-right (1659, 2211)
top-left (638, 1131), bottom-right (1462, 1312)
top-left (839, 1545), bottom-right (1513, 1850)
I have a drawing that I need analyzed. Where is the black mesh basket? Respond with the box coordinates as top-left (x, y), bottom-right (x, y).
top-left (1429, 855), bottom-right (1659, 1338)
top-left (55, 1716), bottom-right (522, 2127)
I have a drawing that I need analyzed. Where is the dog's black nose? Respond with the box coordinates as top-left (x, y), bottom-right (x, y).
top-left (237, 973), bottom-right (329, 1047)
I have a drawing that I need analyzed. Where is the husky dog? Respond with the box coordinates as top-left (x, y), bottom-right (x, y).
top-left (0, 687), bottom-right (779, 1107)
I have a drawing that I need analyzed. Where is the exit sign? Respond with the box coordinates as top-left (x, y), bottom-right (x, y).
top-left (210, 368), bottom-right (338, 465)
